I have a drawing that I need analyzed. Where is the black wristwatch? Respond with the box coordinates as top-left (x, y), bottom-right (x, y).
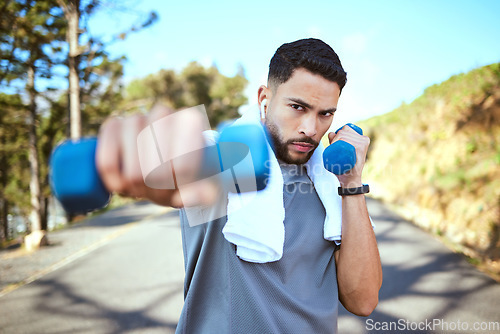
top-left (338, 184), bottom-right (370, 196)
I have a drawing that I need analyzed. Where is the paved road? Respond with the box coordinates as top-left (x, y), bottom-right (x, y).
top-left (0, 203), bottom-right (185, 334)
top-left (0, 199), bottom-right (499, 334)
top-left (339, 200), bottom-right (500, 334)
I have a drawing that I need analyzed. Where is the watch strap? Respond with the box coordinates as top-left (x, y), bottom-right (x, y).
top-left (338, 184), bottom-right (370, 196)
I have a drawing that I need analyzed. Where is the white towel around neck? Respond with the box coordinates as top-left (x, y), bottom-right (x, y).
top-left (221, 105), bottom-right (344, 263)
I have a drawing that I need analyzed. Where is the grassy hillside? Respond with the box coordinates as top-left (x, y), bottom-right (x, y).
top-left (360, 63), bottom-right (500, 278)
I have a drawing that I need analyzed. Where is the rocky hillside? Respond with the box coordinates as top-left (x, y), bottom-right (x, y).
top-left (360, 63), bottom-right (500, 277)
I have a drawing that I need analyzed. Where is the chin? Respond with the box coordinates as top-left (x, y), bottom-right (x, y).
top-left (282, 152), bottom-right (313, 165)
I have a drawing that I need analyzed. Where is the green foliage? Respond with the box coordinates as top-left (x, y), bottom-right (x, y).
top-left (466, 256), bottom-right (481, 266)
top-left (466, 138), bottom-right (478, 154)
top-left (360, 62), bottom-right (500, 266)
top-left (126, 69), bottom-right (184, 108)
top-left (0, 0), bottom-right (68, 233)
top-left (433, 168), bottom-right (468, 191)
top-left (0, 93), bottom-right (31, 221)
top-left (0, 0), bottom-right (66, 84)
top-left (81, 54), bottom-right (126, 134)
top-left (124, 62), bottom-right (248, 127)
top-left (0, 0), bottom-right (152, 234)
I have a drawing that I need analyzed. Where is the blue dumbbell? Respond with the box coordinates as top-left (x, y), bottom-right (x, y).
top-left (50, 124), bottom-right (270, 214)
top-left (50, 138), bottom-right (110, 214)
top-left (323, 123), bottom-right (363, 175)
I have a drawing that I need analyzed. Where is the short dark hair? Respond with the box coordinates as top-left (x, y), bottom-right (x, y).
top-left (268, 38), bottom-right (347, 93)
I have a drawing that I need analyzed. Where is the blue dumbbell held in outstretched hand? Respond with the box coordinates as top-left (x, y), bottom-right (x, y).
top-left (50, 124), bottom-right (270, 214)
top-left (50, 138), bottom-right (111, 214)
top-left (323, 123), bottom-right (363, 175)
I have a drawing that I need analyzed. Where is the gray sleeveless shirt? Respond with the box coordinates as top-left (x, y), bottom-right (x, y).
top-left (176, 163), bottom-right (339, 333)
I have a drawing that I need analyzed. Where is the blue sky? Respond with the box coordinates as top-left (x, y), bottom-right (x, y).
top-left (89, 0), bottom-right (500, 129)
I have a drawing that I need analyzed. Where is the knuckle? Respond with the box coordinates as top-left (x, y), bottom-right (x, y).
top-left (98, 160), bottom-right (112, 174)
top-left (101, 116), bottom-right (121, 132)
top-left (148, 104), bottom-right (175, 122)
top-left (123, 114), bottom-right (147, 134)
top-left (96, 154), bottom-right (115, 176)
top-left (127, 113), bottom-right (146, 126)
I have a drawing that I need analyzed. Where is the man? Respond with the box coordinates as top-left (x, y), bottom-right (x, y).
top-left (96, 38), bottom-right (382, 333)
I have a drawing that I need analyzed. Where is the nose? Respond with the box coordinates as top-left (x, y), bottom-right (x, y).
top-left (298, 115), bottom-right (317, 137)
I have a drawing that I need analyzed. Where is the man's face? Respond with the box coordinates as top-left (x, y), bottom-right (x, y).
top-left (263, 68), bottom-right (341, 165)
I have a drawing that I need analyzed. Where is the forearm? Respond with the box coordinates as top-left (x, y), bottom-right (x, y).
top-left (336, 194), bottom-right (382, 316)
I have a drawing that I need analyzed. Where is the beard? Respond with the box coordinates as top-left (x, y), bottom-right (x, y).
top-left (265, 118), bottom-right (319, 165)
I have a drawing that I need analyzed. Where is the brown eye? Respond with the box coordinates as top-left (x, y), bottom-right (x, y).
top-left (291, 104), bottom-right (304, 111)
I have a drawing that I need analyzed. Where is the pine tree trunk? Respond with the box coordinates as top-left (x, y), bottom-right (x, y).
top-left (41, 196), bottom-right (49, 231)
top-left (0, 127), bottom-right (7, 242)
top-left (27, 64), bottom-right (42, 233)
top-left (24, 64), bottom-right (48, 251)
top-left (1, 199), bottom-right (8, 242)
top-left (68, 0), bottom-right (81, 140)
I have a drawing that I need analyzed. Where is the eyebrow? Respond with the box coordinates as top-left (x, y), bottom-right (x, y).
top-left (286, 97), bottom-right (337, 114)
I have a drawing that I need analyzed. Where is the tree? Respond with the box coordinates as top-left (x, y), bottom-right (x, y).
top-left (1, 0), bottom-right (156, 243)
top-left (0, 0), bottom-right (66, 246)
top-left (0, 93), bottom-right (29, 243)
top-left (56, 0), bottom-right (157, 139)
top-left (124, 62), bottom-right (248, 127)
top-left (80, 54), bottom-right (125, 133)
top-left (56, 0), bottom-right (83, 139)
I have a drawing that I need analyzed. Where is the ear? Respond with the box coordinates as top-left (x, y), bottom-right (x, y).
top-left (257, 85), bottom-right (272, 118)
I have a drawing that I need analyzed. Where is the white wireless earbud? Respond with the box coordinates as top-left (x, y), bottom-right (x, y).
top-left (260, 99), bottom-right (268, 119)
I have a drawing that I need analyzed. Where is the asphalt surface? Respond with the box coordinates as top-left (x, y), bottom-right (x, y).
top-left (338, 199), bottom-right (500, 334)
top-left (0, 198), bottom-right (499, 334)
